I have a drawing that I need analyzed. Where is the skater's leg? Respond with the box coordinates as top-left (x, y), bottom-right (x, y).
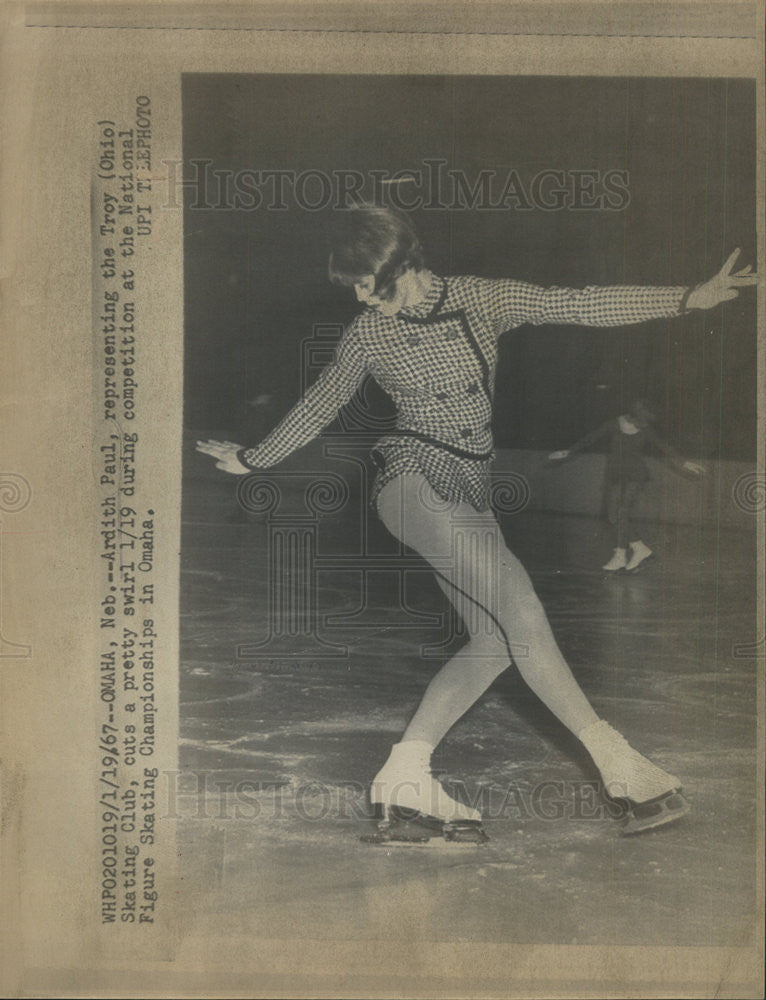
top-left (616, 483), bottom-right (630, 550)
top-left (622, 482), bottom-right (653, 571)
top-left (606, 482), bottom-right (622, 546)
top-left (377, 474), bottom-right (599, 740)
top-left (620, 481), bottom-right (639, 549)
top-left (372, 479), bottom-right (511, 823)
top-left (400, 572), bottom-right (511, 746)
top-left (603, 484), bottom-right (627, 570)
top-left (376, 474), bottom-right (686, 825)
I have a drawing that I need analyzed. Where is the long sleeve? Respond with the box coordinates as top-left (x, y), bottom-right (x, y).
top-left (238, 328), bottom-right (368, 469)
top-left (642, 425), bottom-right (681, 461)
top-left (567, 420), bottom-right (615, 454)
top-left (476, 278), bottom-right (687, 333)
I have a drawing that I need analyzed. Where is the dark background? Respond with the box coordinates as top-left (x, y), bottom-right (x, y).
top-left (182, 74), bottom-right (756, 459)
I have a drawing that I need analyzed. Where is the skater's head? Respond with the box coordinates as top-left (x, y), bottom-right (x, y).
top-left (328, 204), bottom-right (426, 315)
top-left (628, 399), bottom-right (657, 428)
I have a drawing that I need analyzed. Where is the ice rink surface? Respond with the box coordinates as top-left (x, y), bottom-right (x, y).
top-left (177, 456), bottom-right (758, 949)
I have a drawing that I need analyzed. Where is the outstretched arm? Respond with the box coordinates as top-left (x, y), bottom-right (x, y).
top-left (548, 420), bottom-right (614, 462)
top-left (685, 249), bottom-right (757, 310)
top-left (480, 250), bottom-right (757, 332)
top-left (642, 426), bottom-right (705, 478)
top-left (196, 439), bottom-right (252, 474)
top-left (196, 328), bottom-right (368, 475)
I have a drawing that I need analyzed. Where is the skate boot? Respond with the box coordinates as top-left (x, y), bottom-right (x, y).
top-left (578, 720), bottom-right (690, 834)
top-left (362, 740), bottom-right (488, 845)
top-left (625, 540), bottom-right (654, 573)
top-left (602, 548), bottom-right (627, 572)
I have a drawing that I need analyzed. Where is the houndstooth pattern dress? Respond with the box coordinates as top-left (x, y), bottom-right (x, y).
top-left (237, 275), bottom-right (687, 512)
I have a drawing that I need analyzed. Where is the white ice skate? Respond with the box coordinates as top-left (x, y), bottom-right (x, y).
top-left (602, 548), bottom-right (628, 572)
top-left (579, 720), bottom-right (690, 834)
top-left (363, 740), bottom-right (487, 845)
top-left (625, 540), bottom-right (654, 573)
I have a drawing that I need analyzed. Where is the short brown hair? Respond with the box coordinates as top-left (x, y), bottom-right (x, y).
top-left (328, 204), bottom-right (425, 301)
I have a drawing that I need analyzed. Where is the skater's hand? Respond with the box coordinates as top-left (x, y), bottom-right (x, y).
top-left (196, 439), bottom-right (251, 475)
top-left (548, 450), bottom-right (570, 461)
top-left (682, 460), bottom-right (705, 478)
top-left (686, 249), bottom-right (758, 310)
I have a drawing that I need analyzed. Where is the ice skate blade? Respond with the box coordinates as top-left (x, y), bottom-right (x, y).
top-left (360, 821), bottom-right (431, 845)
top-left (370, 802), bottom-right (478, 828)
top-left (621, 790), bottom-right (690, 835)
top-left (443, 820), bottom-right (490, 844)
top-left (361, 813), bottom-right (489, 846)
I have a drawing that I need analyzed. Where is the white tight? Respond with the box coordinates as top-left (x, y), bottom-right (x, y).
top-left (376, 474), bottom-right (599, 747)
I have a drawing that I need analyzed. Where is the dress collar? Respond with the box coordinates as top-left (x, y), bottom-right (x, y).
top-left (397, 273), bottom-right (447, 319)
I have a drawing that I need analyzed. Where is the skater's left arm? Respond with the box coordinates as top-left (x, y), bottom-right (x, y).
top-left (547, 420), bottom-right (614, 462)
top-left (684, 249), bottom-right (758, 311)
top-left (479, 250), bottom-right (757, 332)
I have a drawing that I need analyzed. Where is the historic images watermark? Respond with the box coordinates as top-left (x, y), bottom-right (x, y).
top-left (162, 158), bottom-right (631, 213)
top-left (233, 462), bottom-right (531, 663)
top-left (230, 325), bottom-right (532, 664)
top-left (0, 473), bottom-right (32, 658)
top-left (731, 471), bottom-right (766, 515)
top-left (729, 471), bottom-right (764, 662)
top-left (164, 771), bottom-right (626, 823)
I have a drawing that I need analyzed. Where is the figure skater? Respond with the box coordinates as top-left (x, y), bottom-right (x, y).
top-left (197, 206), bottom-right (756, 838)
top-left (548, 399), bottom-right (705, 573)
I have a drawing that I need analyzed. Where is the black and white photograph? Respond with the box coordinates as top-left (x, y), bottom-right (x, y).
top-left (183, 71), bottom-right (759, 948)
top-left (1, 3), bottom-right (763, 997)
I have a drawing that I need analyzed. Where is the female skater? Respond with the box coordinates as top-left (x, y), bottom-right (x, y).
top-left (548, 399), bottom-right (705, 573)
top-left (197, 206), bottom-right (756, 836)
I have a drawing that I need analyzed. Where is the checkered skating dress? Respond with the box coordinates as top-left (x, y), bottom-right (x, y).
top-left (237, 275), bottom-right (687, 513)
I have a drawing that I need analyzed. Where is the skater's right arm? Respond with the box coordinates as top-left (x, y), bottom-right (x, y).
top-left (196, 327), bottom-right (369, 473)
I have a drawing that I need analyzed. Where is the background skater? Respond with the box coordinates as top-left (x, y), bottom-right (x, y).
top-left (548, 399), bottom-right (705, 573)
top-left (197, 207), bottom-right (756, 840)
